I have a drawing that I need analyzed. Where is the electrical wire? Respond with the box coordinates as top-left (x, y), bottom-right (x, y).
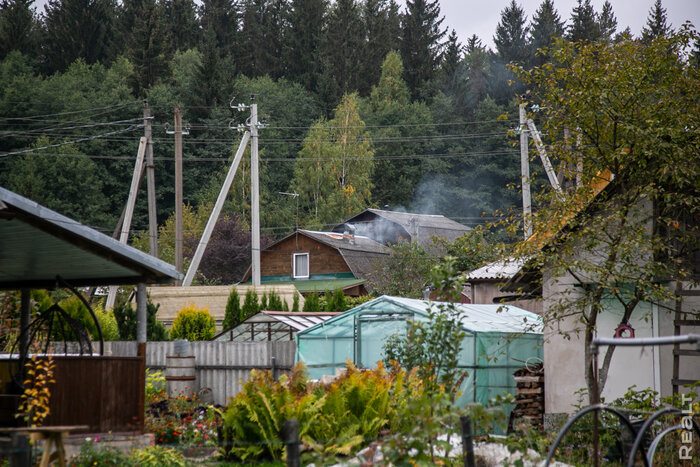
top-left (0, 101), bottom-right (141, 121)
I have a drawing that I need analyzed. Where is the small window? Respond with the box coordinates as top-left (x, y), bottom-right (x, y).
top-left (293, 253), bottom-right (309, 279)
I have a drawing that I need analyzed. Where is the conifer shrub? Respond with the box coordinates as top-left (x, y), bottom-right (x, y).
top-left (169, 304), bottom-right (216, 341)
top-left (222, 289), bottom-right (241, 331)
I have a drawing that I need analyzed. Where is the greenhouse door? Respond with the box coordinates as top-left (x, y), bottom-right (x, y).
top-left (355, 312), bottom-right (411, 369)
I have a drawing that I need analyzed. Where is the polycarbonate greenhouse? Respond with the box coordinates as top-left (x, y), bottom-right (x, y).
top-left (295, 295), bottom-right (543, 408)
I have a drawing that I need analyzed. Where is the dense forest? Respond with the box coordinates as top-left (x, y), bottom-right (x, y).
top-left (0, 0), bottom-right (693, 281)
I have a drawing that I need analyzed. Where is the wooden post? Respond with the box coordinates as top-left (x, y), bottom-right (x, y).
top-left (144, 104), bottom-right (158, 257)
top-left (10, 432), bottom-right (31, 467)
top-left (174, 106), bottom-right (183, 285)
top-left (460, 415), bottom-right (475, 467)
top-left (283, 419), bottom-right (300, 467)
top-left (136, 283), bottom-right (147, 432)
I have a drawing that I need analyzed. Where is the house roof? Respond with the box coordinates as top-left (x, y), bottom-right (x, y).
top-left (212, 311), bottom-right (340, 341)
top-left (298, 295), bottom-right (543, 336)
top-left (333, 209), bottom-right (470, 245)
top-left (149, 284), bottom-right (304, 323)
top-left (0, 186), bottom-right (180, 289)
top-left (464, 259), bottom-right (527, 282)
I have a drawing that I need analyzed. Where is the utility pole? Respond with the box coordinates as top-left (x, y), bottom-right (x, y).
top-left (182, 96), bottom-right (266, 286)
top-left (165, 107), bottom-right (189, 285)
top-left (250, 97), bottom-right (261, 286)
top-left (143, 101), bottom-right (158, 257)
top-left (519, 103), bottom-right (532, 239)
top-left (526, 118), bottom-right (562, 194)
top-left (106, 137), bottom-right (148, 309)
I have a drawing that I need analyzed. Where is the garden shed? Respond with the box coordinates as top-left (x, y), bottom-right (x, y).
top-left (296, 296), bottom-right (543, 407)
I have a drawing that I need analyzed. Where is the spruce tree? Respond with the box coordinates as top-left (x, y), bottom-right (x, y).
top-left (567, 0), bottom-right (600, 43)
top-left (493, 0), bottom-right (530, 65)
top-left (42, 0), bottom-right (117, 72)
top-left (317, 0), bottom-right (364, 108)
top-left (0, 0), bottom-right (39, 60)
top-left (641, 0), bottom-right (671, 44)
top-left (199, 0), bottom-right (239, 58)
top-left (284, 0), bottom-right (327, 92)
top-left (597, 1), bottom-right (617, 43)
top-left (161, 0), bottom-right (201, 52)
top-left (222, 289), bottom-right (241, 330)
top-left (128, 0), bottom-right (169, 95)
top-left (360, 0), bottom-right (401, 96)
top-left (528, 0), bottom-right (565, 66)
top-left (399, 0), bottom-right (445, 100)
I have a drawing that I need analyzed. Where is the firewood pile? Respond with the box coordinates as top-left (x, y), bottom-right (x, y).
top-left (512, 362), bottom-right (544, 428)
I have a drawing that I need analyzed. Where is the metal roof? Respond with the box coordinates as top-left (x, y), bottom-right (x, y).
top-left (0, 186), bottom-right (181, 289)
top-left (463, 258), bottom-right (527, 282)
top-left (299, 295), bottom-right (543, 336)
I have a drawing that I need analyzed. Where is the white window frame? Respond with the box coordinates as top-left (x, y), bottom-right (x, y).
top-left (292, 253), bottom-right (310, 279)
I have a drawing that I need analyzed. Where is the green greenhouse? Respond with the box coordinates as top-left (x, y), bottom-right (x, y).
top-left (295, 295), bottom-right (543, 408)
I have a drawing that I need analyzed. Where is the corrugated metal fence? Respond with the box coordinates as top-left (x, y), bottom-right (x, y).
top-left (102, 341), bottom-right (296, 406)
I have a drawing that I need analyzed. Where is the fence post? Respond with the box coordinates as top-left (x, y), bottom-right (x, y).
top-left (271, 356), bottom-right (277, 381)
top-left (460, 415), bottom-right (475, 467)
top-left (11, 432), bottom-right (31, 467)
top-left (283, 419), bottom-right (300, 467)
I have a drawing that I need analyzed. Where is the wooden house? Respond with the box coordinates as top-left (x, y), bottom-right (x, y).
top-left (242, 230), bottom-right (390, 296)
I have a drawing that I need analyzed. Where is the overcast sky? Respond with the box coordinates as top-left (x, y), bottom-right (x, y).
top-left (423, 0), bottom-right (700, 49)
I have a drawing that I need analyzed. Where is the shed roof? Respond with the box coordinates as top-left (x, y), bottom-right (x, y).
top-left (299, 295), bottom-right (543, 336)
top-left (0, 186), bottom-right (180, 289)
top-left (463, 259), bottom-right (527, 282)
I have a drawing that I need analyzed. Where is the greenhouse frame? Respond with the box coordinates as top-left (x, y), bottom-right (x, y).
top-left (295, 295), bottom-right (543, 408)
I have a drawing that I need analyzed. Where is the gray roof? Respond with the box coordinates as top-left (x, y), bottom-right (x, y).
top-left (212, 311), bottom-right (339, 341)
top-left (300, 230), bottom-right (390, 281)
top-left (334, 209), bottom-right (470, 246)
top-left (464, 259), bottom-right (527, 282)
top-left (0, 186), bottom-right (181, 289)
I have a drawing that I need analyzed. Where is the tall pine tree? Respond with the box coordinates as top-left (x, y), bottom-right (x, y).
top-left (127, 0), bottom-right (169, 95)
top-left (283, 0), bottom-right (327, 93)
top-left (360, 0), bottom-right (401, 96)
top-left (641, 0), bottom-right (671, 43)
top-left (596, 1), bottom-right (617, 43)
top-left (42, 0), bottom-right (117, 73)
top-left (493, 0), bottom-right (529, 65)
top-left (567, 0), bottom-right (600, 43)
top-left (399, 0), bottom-right (445, 101)
top-left (528, 0), bottom-right (564, 66)
top-left (199, 0), bottom-right (239, 59)
top-left (161, 0), bottom-right (201, 52)
top-left (0, 0), bottom-right (39, 60)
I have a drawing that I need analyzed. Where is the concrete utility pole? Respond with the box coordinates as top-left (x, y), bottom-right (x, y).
top-left (526, 118), bottom-right (562, 194)
top-left (174, 107), bottom-right (183, 285)
top-left (106, 137), bottom-right (148, 309)
top-left (143, 102), bottom-right (158, 257)
top-left (519, 104), bottom-right (532, 239)
top-left (250, 97), bottom-right (261, 286)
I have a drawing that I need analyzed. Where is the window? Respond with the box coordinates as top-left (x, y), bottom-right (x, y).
top-left (293, 253), bottom-right (309, 279)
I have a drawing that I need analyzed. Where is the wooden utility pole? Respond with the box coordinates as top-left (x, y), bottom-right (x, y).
top-left (250, 99), bottom-right (261, 286)
top-left (174, 106), bottom-right (183, 285)
top-left (144, 103), bottom-right (158, 257)
top-left (519, 104), bottom-right (532, 239)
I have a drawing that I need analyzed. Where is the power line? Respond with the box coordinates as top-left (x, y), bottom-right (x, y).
top-left (0, 101), bottom-right (141, 121)
top-left (1, 117), bottom-right (150, 137)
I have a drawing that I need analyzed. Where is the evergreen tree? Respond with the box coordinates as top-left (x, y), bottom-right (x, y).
top-left (399, 0), bottom-right (445, 100)
top-left (567, 0), bottom-right (600, 43)
top-left (493, 0), bottom-right (529, 65)
top-left (528, 0), bottom-right (565, 66)
top-left (292, 293), bottom-right (300, 311)
top-left (325, 288), bottom-right (347, 311)
top-left (199, 0), bottom-right (239, 58)
top-left (238, 0), bottom-right (287, 78)
top-left (317, 0), bottom-right (364, 108)
top-left (641, 0), bottom-right (671, 44)
top-left (42, 0), bottom-right (117, 72)
top-left (0, 0), bottom-right (39, 60)
top-left (222, 289), bottom-right (241, 330)
top-left (284, 0), bottom-right (327, 92)
top-left (267, 291), bottom-right (284, 310)
top-left (596, 1), bottom-right (617, 43)
top-left (302, 291), bottom-right (321, 311)
top-left (190, 27), bottom-right (228, 112)
top-left (161, 0), bottom-right (201, 52)
top-left (360, 0), bottom-right (401, 96)
top-left (127, 0), bottom-right (169, 95)
top-left (241, 289), bottom-right (260, 321)
top-left (367, 51), bottom-right (435, 208)
top-left (439, 29), bottom-right (462, 91)
top-left (463, 35), bottom-right (489, 111)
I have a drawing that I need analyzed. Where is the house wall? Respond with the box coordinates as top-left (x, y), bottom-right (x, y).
top-left (542, 272), bottom-right (691, 415)
top-left (471, 282), bottom-right (543, 315)
top-left (254, 233), bottom-right (352, 278)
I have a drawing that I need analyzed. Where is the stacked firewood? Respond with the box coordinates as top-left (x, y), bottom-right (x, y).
top-left (511, 362), bottom-right (545, 428)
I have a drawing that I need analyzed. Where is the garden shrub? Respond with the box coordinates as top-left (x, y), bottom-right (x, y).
top-left (169, 304), bottom-right (215, 341)
top-left (241, 289), bottom-right (260, 321)
top-left (69, 441), bottom-right (133, 466)
top-left (93, 304), bottom-right (120, 341)
top-left (302, 291), bottom-right (321, 311)
top-left (222, 289), bottom-right (241, 331)
top-left (112, 298), bottom-right (169, 341)
top-left (128, 445), bottom-right (186, 467)
top-left (324, 288), bottom-right (347, 312)
top-left (292, 293), bottom-right (300, 311)
top-left (267, 290), bottom-right (285, 311)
